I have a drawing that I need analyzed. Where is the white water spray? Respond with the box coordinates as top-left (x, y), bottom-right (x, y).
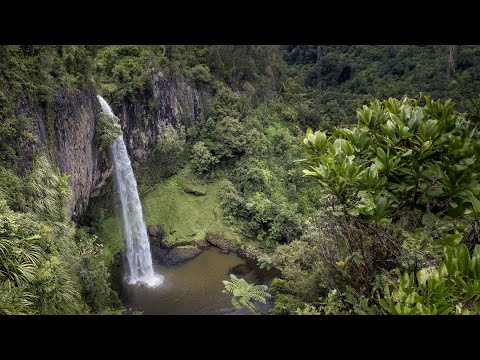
top-left (97, 95), bottom-right (163, 287)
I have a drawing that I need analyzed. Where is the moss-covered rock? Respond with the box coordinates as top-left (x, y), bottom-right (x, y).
top-left (205, 233), bottom-right (239, 252)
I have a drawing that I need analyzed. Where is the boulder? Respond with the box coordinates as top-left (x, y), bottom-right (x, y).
top-left (153, 246), bottom-right (202, 266)
top-left (205, 234), bottom-right (239, 252)
top-left (148, 224), bottom-right (163, 238)
top-left (196, 239), bottom-right (210, 249)
top-left (148, 224), bottom-right (174, 250)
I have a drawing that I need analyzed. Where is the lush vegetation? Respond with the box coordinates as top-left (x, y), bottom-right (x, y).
top-left (2, 45), bottom-right (480, 315)
top-left (96, 113), bottom-right (122, 150)
top-left (0, 157), bottom-right (119, 314)
top-left (271, 96), bottom-right (480, 314)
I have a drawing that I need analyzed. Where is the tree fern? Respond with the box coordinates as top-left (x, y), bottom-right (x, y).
top-left (222, 274), bottom-right (271, 314)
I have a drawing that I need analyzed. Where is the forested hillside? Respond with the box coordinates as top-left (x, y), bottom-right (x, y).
top-left (1, 45), bottom-right (480, 314)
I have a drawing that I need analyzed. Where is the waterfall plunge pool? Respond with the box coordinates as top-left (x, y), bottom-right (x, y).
top-left (113, 247), bottom-right (279, 315)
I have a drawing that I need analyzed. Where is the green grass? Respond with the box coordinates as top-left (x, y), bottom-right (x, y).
top-left (141, 168), bottom-right (236, 244)
top-left (96, 215), bottom-right (124, 266)
top-left (94, 167), bottom-right (237, 260)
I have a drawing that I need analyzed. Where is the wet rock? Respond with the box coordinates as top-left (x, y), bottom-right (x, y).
top-left (148, 224), bottom-right (162, 237)
top-left (236, 248), bottom-right (257, 260)
top-left (196, 239), bottom-right (210, 249)
top-left (160, 239), bottom-right (174, 249)
top-left (148, 224), bottom-right (170, 253)
top-left (153, 246), bottom-right (202, 265)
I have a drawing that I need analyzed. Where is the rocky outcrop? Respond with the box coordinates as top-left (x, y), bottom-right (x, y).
top-left (15, 88), bottom-right (111, 221)
top-left (152, 246), bottom-right (202, 265)
top-left (148, 224), bottom-right (165, 243)
top-left (205, 234), bottom-right (240, 253)
top-left (112, 73), bottom-right (210, 170)
top-left (52, 88), bottom-right (111, 218)
top-left (148, 224), bottom-right (178, 249)
top-left (180, 184), bottom-right (207, 196)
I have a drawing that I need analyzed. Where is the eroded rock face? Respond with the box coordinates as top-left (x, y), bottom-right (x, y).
top-left (15, 87), bottom-right (110, 221)
top-left (52, 88), bottom-right (110, 219)
top-left (114, 73), bottom-right (210, 170)
top-left (148, 224), bottom-right (167, 249)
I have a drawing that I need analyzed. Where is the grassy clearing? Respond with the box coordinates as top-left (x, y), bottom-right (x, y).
top-left (141, 168), bottom-right (237, 244)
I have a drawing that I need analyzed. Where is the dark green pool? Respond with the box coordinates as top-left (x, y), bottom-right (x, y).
top-left (118, 247), bottom-right (276, 315)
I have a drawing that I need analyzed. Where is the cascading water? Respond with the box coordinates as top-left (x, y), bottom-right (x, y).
top-left (97, 95), bottom-right (163, 287)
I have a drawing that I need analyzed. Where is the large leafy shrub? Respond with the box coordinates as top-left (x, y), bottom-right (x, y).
top-left (300, 96), bottom-right (480, 221)
top-left (289, 96), bottom-right (480, 314)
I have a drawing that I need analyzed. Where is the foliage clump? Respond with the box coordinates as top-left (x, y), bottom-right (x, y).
top-left (0, 157), bottom-right (119, 315)
top-left (96, 112), bottom-right (122, 150)
top-left (222, 274), bottom-right (270, 314)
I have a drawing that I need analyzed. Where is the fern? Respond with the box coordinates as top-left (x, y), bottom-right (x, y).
top-left (222, 274), bottom-right (271, 314)
top-left (257, 254), bottom-right (274, 270)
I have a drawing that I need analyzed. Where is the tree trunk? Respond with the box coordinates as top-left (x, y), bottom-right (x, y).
top-left (447, 45), bottom-right (458, 79)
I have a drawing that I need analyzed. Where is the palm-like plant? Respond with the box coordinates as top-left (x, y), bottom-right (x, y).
top-left (0, 202), bottom-right (44, 287)
top-left (25, 156), bottom-right (70, 222)
top-left (222, 274), bottom-right (271, 314)
top-left (0, 282), bottom-right (37, 315)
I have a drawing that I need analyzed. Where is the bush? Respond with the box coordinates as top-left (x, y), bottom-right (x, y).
top-left (286, 96), bottom-right (480, 314)
top-left (96, 113), bottom-right (122, 150)
top-left (187, 64), bottom-right (213, 86)
top-left (380, 244), bottom-right (480, 314)
top-left (0, 166), bottom-right (25, 211)
top-left (300, 96), bottom-right (480, 220)
top-left (154, 124), bottom-right (186, 178)
top-left (191, 141), bottom-right (218, 177)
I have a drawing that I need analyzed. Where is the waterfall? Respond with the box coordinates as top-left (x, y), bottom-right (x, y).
top-left (97, 95), bottom-right (163, 287)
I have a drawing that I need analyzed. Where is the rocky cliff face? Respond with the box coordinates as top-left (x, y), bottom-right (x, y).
top-left (52, 88), bottom-right (112, 218)
top-left (15, 87), bottom-right (111, 221)
top-left (112, 73), bottom-right (209, 169)
top-left (14, 74), bottom-right (209, 220)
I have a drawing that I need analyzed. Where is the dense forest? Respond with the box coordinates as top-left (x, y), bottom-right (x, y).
top-left (1, 45), bottom-right (480, 314)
